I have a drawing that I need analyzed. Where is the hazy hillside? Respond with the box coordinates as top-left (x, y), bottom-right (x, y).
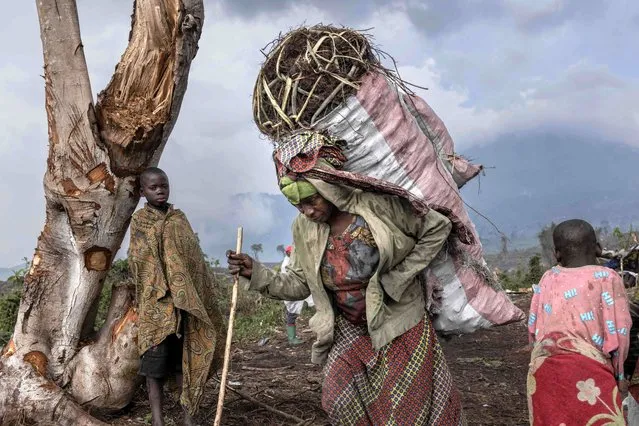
top-left (186, 134), bottom-right (639, 262)
top-left (461, 133), bottom-right (639, 251)
top-left (0, 269), bottom-right (13, 281)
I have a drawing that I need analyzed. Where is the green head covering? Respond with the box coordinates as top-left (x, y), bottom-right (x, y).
top-left (280, 176), bottom-right (318, 205)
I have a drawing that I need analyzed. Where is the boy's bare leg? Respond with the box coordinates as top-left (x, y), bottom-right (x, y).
top-left (147, 377), bottom-right (165, 426)
top-left (176, 372), bottom-right (195, 426)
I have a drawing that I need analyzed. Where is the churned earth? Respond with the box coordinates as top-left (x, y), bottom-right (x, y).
top-left (107, 294), bottom-right (531, 426)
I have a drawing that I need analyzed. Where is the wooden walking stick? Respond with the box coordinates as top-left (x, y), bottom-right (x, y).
top-left (214, 226), bottom-right (243, 426)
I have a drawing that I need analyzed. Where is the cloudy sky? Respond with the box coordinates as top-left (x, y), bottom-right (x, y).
top-left (1, 0), bottom-right (637, 266)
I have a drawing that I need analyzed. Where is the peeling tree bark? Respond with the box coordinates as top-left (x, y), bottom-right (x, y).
top-left (0, 0), bottom-right (204, 423)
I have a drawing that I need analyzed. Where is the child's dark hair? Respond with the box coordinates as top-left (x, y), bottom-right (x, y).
top-left (553, 219), bottom-right (598, 260)
top-left (139, 167), bottom-right (167, 186)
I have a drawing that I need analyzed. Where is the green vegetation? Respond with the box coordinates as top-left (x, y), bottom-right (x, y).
top-left (94, 258), bottom-right (131, 331)
top-left (497, 254), bottom-right (544, 292)
top-left (0, 253), bottom-right (295, 349)
top-left (0, 260), bottom-right (29, 346)
top-left (213, 266), bottom-right (290, 343)
top-left (609, 225), bottom-right (637, 250)
top-left (0, 290), bottom-right (21, 346)
top-left (233, 294), bottom-right (285, 343)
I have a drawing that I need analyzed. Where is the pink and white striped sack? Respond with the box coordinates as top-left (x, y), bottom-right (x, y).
top-left (317, 72), bottom-right (525, 333)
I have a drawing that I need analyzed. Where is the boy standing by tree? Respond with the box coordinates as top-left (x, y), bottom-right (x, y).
top-left (129, 167), bottom-right (225, 426)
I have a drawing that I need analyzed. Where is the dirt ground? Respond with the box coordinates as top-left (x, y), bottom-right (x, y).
top-left (106, 294), bottom-right (532, 425)
top-left (443, 294), bottom-right (531, 426)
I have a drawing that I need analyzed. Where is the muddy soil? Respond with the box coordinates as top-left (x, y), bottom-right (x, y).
top-left (105, 295), bottom-right (532, 425)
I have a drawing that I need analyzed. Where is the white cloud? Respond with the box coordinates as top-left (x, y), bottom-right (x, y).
top-left (0, 0), bottom-right (638, 265)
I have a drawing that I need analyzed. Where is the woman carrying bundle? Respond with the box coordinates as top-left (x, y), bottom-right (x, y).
top-left (227, 157), bottom-right (465, 425)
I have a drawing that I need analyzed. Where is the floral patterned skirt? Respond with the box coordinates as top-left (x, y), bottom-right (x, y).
top-left (527, 334), bottom-right (625, 425)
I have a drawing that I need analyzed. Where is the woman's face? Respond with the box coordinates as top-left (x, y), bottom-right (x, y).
top-left (296, 193), bottom-right (334, 223)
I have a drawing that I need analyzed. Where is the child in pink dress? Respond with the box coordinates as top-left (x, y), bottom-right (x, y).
top-left (527, 219), bottom-right (631, 425)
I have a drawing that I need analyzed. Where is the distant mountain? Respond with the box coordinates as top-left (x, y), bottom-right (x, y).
top-left (460, 132), bottom-right (639, 251)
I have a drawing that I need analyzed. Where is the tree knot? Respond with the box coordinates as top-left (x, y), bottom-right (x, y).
top-left (23, 351), bottom-right (49, 377)
top-left (182, 14), bottom-right (198, 32)
top-left (84, 247), bottom-right (113, 271)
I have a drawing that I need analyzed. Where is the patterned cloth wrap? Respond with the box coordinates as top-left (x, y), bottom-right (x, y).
top-left (275, 131), bottom-right (345, 172)
top-left (273, 131), bottom-right (473, 244)
top-left (625, 287), bottom-right (639, 405)
top-left (528, 333), bottom-right (626, 426)
top-left (320, 215), bottom-right (379, 325)
top-left (323, 315), bottom-right (465, 425)
top-left (129, 205), bottom-right (226, 414)
top-left (280, 176), bottom-right (318, 205)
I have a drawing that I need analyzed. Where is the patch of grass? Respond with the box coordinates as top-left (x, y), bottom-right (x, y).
top-left (215, 274), bottom-right (287, 343)
top-left (497, 254), bottom-right (544, 292)
top-left (233, 296), bottom-right (284, 343)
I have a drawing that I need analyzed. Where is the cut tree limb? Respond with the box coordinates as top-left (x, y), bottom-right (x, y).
top-left (0, 354), bottom-right (109, 426)
top-left (96, 0), bottom-right (205, 175)
top-left (0, 0), bottom-right (204, 423)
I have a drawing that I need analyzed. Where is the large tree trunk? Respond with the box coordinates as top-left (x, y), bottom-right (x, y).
top-left (0, 0), bottom-right (204, 423)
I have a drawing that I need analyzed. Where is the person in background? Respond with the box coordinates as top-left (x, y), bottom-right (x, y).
top-left (281, 245), bottom-right (315, 345)
top-left (527, 219), bottom-right (631, 425)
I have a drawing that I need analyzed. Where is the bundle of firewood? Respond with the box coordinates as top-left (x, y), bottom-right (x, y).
top-left (252, 25), bottom-right (385, 141)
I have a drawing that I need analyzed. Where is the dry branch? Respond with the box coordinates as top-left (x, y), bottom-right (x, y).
top-left (241, 365), bottom-right (295, 372)
top-left (220, 382), bottom-right (306, 425)
top-left (214, 227), bottom-right (244, 426)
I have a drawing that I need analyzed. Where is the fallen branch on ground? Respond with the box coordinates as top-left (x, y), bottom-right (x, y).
top-left (213, 377), bottom-right (306, 424)
top-left (226, 386), bottom-right (305, 424)
top-left (241, 365), bottom-right (294, 372)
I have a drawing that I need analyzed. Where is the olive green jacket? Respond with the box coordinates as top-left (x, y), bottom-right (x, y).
top-left (240, 179), bottom-right (452, 364)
